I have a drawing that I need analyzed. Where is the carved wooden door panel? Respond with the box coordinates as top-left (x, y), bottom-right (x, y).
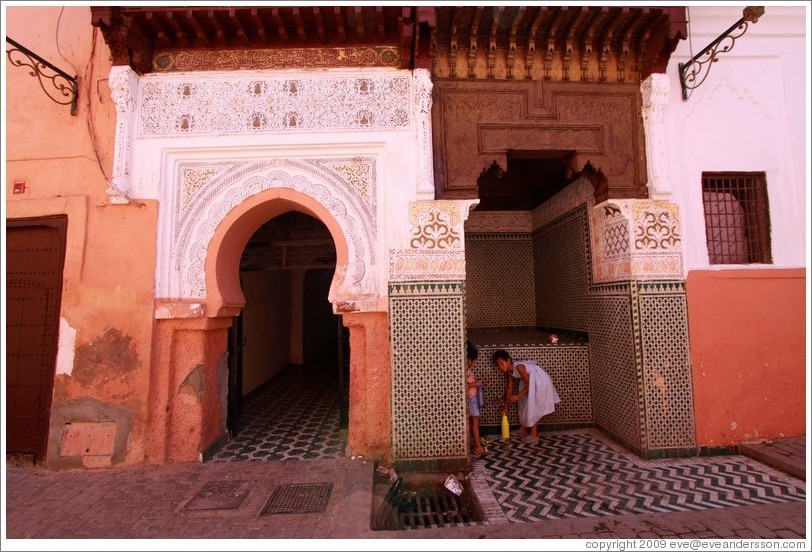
top-left (6, 216), bottom-right (67, 462)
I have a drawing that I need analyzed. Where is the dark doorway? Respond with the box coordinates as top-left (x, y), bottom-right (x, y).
top-left (227, 311), bottom-right (244, 436)
top-left (217, 211), bottom-right (348, 461)
top-left (6, 215), bottom-right (68, 463)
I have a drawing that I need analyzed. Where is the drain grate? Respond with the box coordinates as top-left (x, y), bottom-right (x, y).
top-left (260, 482), bottom-right (333, 515)
top-left (398, 492), bottom-right (476, 528)
top-left (185, 480), bottom-right (251, 510)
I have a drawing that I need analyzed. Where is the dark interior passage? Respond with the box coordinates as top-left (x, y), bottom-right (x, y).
top-left (216, 211), bottom-right (348, 461)
top-left (213, 341), bottom-right (348, 461)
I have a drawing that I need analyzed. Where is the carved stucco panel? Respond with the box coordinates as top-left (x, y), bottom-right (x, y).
top-left (641, 73), bottom-right (672, 197)
top-left (171, 158), bottom-right (376, 301)
top-left (408, 201), bottom-right (462, 250)
top-left (390, 200), bottom-right (475, 281)
top-left (413, 69), bottom-right (435, 196)
top-left (108, 65), bottom-right (138, 203)
top-left (137, 73), bottom-right (412, 136)
top-left (466, 210), bottom-right (532, 234)
top-left (592, 199), bottom-right (683, 283)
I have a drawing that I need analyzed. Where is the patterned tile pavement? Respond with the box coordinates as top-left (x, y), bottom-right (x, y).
top-left (473, 430), bottom-right (805, 523)
top-left (208, 356), bottom-right (805, 531)
top-left (210, 359), bottom-right (347, 462)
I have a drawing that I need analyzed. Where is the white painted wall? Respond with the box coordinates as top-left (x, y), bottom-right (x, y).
top-left (661, 5), bottom-right (808, 273)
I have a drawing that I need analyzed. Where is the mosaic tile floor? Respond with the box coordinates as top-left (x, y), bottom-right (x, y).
top-left (210, 353), bottom-right (348, 462)
top-left (209, 359), bottom-right (804, 524)
top-left (474, 430), bottom-right (806, 523)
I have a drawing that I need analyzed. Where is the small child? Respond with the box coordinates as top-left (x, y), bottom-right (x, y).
top-left (466, 340), bottom-right (486, 456)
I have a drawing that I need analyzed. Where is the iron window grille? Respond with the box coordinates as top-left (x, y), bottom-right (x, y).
top-left (701, 172), bottom-right (772, 265)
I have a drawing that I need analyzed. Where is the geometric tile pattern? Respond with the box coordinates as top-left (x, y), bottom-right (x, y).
top-left (533, 210), bottom-right (591, 331)
top-left (604, 218), bottom-right (630, 256)
top-left (637, 282), bottom-right (695, 449)
top-left (587, 290), bottom-right (641, 449)
top-left (209, 361), bottom-right (346, 462)
top-left (466, 200), bottom-right (698, 455)
top-left (464, 234), bottom-right (535, 328)
top-left (468, 342), bottom-right (591, 428)
top-left (389, 281), bottom-right (467, 460)
top-left (477, 430), bottom-right (805, 523)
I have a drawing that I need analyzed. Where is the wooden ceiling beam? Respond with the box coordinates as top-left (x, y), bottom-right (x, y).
top-left (206, 10), bottom-right (226, 46)
top-left (292, 7), bottom-right (307, 42)
top-left (376, 6), bottom-right (385, 40)
top-left (249, 8), bottom-right (269, 45)
top-left (314, 7), bottom-right (326, 43)
top-left (166, 13), bottom-right (191, 48)
top-left (271, 8), bottom-right (290, 43)
top-left (335, 7), bottom-right (346, 42)
top-left (355, 7), bottom-right (365, 41)
top-left (184, 10), bottom-right (211, 47)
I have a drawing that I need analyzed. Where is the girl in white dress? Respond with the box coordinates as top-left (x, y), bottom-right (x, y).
top-left (493, 349), bottom-right (560, 443)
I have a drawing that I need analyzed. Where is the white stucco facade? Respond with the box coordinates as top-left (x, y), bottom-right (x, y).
top-left (109, 66), bottom-right (470, 314)
top-left (656, 5), bottom-right (807, 274)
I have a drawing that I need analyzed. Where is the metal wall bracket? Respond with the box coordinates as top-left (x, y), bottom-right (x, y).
top-left (6, 36), bottom-right (78, 115)
top-left (678, 6), bottom-right (764, 101)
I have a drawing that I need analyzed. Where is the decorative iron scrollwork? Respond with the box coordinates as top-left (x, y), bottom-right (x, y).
top-left (678, 6), bottom-right (764, 101)
top-left (6, 36), bottom-right (78, 115)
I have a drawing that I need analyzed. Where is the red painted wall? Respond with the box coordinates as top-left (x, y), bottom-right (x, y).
top-left (686, 268), bottom-right (806, 446)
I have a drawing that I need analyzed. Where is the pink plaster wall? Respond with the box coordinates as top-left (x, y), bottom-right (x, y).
top-left (686, 268), bottom-right (806, 446)
top-left (147, 317), bottom-right (231, 463)
top-left (6, 7), bottom-right (158, 468)
top-left (343, 312), bottom-right (392, 462)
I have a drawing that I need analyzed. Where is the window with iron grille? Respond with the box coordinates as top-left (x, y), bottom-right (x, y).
top-left (701, 172), bottom-right (772, 265)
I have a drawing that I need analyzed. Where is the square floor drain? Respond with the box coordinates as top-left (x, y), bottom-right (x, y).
top-left (260, 482), bottom-right (333, 515)
top-left (185, 480), bottom-right (251, 511)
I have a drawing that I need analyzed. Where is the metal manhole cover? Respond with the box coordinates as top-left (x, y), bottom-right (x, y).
top-left (185, 480), bottom-right (251, 511)
top-left (260, 482), bottom-right (333, 515)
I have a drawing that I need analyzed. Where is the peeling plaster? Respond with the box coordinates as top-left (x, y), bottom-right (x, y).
top-left (73, 327), bottom-right (140, 386)
top-left (335, 301), bottom-right (359, 313)
top-left (55, 317), bottom-right (77, 375)
top-left (47, 397), bottom-right (132, 469)
top-left (154, 302), bottom-right (206, 319)
top-left (181, 364), bottom-right (205, 397)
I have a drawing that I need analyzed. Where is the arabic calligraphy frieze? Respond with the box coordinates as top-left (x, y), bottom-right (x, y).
top-left (153, 46), bottom-right (400, 72)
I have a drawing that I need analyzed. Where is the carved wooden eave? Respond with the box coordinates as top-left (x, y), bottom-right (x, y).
top-left (430, 6), bottom-right (686, 208)
top-left (90, 6), bottom-right (687, 208)
top-left (431, 6), bottom-right (687, 82)
top-left (89, 6), bottom-right (419, 74)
